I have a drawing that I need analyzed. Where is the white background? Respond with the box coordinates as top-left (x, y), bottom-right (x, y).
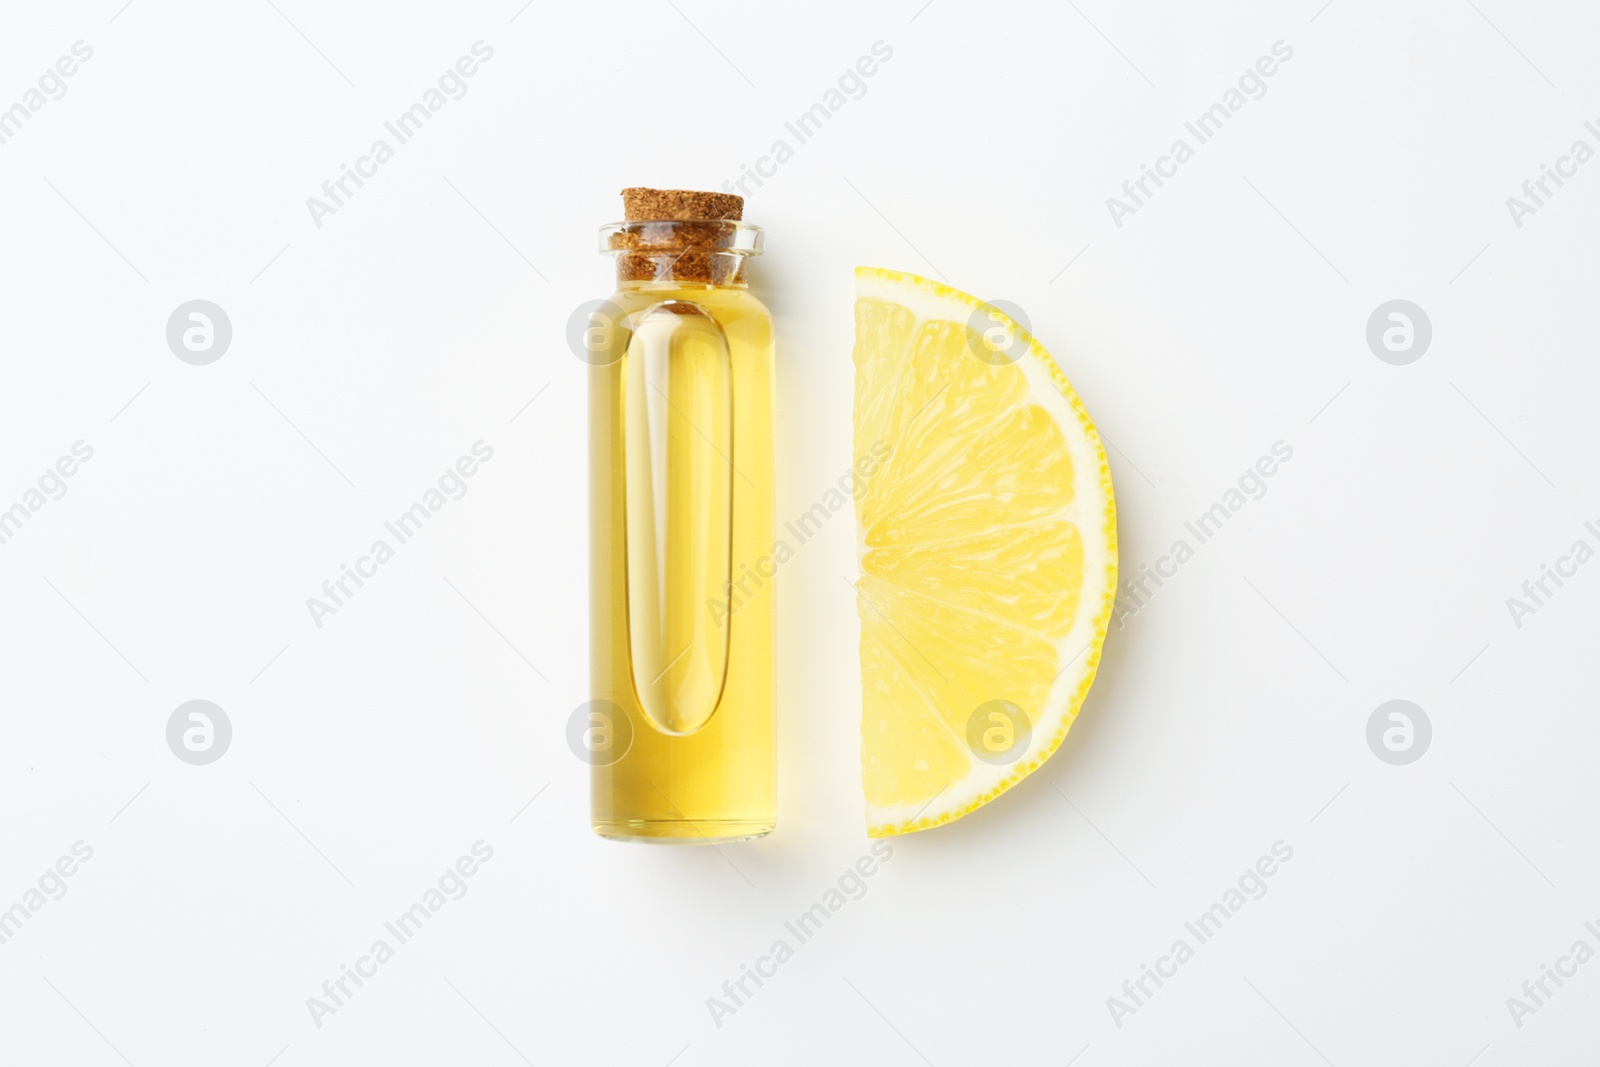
top-left (2, 0), bottom-right (1597, 1063)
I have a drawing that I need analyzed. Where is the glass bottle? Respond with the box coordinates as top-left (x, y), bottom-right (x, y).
top-left (586, 188), bottom-right (776, 842)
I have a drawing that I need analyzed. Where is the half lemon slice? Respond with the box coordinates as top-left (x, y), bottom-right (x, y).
top-left (852, 268), bottom-right (1117, 836)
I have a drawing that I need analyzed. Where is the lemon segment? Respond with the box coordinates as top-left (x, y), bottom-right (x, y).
top-left (852, 268), bottom-right (1117, 836)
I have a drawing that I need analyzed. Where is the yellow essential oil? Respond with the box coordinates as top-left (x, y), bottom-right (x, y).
top-left (586, 188), bottom-right (775, 842)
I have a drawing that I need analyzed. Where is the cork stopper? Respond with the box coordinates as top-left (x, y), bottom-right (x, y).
top-left (622, 187), bottom-right (743, 222)
top-left (609, 187), bottom-right (754, 284)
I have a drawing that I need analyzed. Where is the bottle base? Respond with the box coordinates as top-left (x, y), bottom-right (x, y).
top-left (593, 819), bottom-right (774, 844)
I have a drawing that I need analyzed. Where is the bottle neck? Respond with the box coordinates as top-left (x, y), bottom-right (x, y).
top-left (601, 219), bottom-right (763, 289)
top-left (615, 250), bottom-right (749, 288)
